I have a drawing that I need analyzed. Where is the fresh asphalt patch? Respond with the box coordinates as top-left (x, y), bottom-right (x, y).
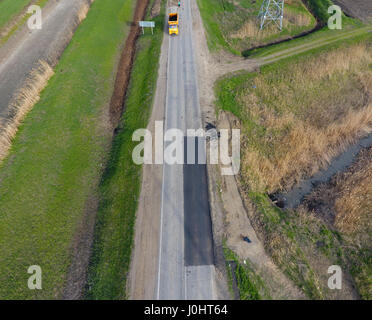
top-left (183, 136), bottom-right (214, 266)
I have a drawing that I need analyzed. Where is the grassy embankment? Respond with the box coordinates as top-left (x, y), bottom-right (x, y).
top-left (247, 0), bottom-right (366, 57)
top-left (0, 0), bottom-right (136, 299)
top-left (216, 34), bottom-right (372, 299)
top-left (196, 0), bottom-right (316, 55)
top-left (197, 0), bottom-right (366, 57)
top-left (85, 0), bottom-right (165, 299)
top-left (0, 0), bottom-right (50, 44)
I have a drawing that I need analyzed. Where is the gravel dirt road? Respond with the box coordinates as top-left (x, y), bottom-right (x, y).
top-left (334, 0), bottom-right (372, 22)
top-left (0, 0), bottom-right (91, 122)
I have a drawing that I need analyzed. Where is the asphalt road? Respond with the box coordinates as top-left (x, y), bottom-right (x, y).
top-left (0, 0), bottom-right (87, 120)
top-left (156, 0), bottom-right (215, 300)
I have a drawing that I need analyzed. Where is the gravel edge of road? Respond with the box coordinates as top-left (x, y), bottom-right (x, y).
top-left (127, 1), bottom-right (167, 300)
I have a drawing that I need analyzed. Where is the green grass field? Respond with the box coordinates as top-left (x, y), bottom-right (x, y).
top-left (0, 0), bottom-right (136, 299)
top-left (84, 0), bottom-right (165, 300)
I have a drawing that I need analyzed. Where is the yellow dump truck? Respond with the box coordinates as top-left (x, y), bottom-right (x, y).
top-left (168, 12), bottom-right (179, 35)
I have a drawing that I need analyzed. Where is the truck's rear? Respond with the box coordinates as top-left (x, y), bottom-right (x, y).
top-left (168, 12), bottom-right (179, 35)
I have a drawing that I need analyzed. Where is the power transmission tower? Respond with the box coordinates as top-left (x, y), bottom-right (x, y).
top-left (258, 0), bottom-right (285, 31)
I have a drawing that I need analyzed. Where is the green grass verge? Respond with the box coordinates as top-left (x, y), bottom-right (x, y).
top-left (196, 0), bottom-right (238, 54)
top-left (0, 0), bottom-right (136, 299)
top-left (224, 245), bottom-right (271, 300)
top-left (84, 0), bottom-right (165, 300)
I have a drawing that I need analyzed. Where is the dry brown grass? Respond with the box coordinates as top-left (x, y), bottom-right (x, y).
top-left (77, 0), bottom-right (92, 23)
top-left (231, 9), bottom-right (311, 40)
top-left (243, 104), bottom-right (372, 192)
top-left (301, 146), bottom-right (372, 299)
top-left (0, 60), bottom-right (54, 160)
top-left (284, 9), bottom-right (311, 28)
top-left (231, 20), bottom-right (260, 39)
top-left (303, 146), bottom-right (372, 236)
top-left (334, 148), bottom-right (372, 235)
top-left (237, 44), bottom-right (372, 193)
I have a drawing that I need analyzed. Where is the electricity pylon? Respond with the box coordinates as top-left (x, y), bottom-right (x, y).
top-left (258, 0), bottom-right (285, 31)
